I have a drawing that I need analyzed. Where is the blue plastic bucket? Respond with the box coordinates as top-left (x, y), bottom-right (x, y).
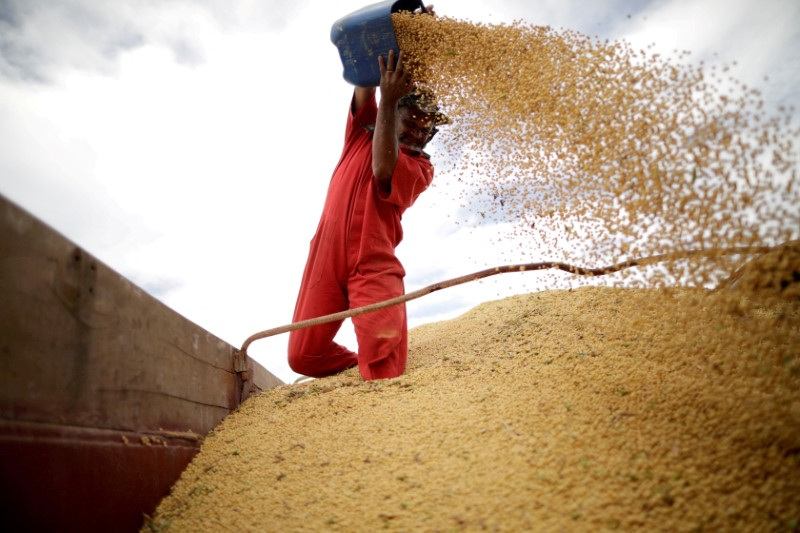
top-left (330, 0), bottom-right (426, 87)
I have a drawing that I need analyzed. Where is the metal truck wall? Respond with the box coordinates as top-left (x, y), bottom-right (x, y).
top-left (0, 194), bottom-right (282, 531)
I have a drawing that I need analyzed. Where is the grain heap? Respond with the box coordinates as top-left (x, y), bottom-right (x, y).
top-left (393, 13), bottom-right (799, 289)
top-left (146, 288), bottom-right (799, 531)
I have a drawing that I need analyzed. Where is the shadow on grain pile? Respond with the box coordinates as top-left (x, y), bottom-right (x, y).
top-left (146, 287), bottom-right (800, 532)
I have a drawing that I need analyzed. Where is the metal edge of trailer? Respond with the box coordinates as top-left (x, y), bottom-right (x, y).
top-left (0, 194), bottom-right (283, 532)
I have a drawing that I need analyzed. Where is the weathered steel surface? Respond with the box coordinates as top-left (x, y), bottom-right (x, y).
top-left (0, 194), bottom-right (283, 531)
top-left (0, 420), bottom-right (200, 531)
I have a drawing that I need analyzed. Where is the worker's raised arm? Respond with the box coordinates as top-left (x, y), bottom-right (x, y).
top-left (353, 86), bottom-right (375, 114)
top-left (372, 50), bottom-right (411, 194)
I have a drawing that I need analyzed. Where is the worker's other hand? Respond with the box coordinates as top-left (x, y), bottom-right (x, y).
top-left (415, 4), bottom-right (435, 16)
top-left (378, 50), bottom-right (412, 105)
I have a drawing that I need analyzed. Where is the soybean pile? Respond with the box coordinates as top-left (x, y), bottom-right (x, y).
top-left (145, 287), bottom-right (799, 532)
top-left (393, 13), bottom-right (798, 288)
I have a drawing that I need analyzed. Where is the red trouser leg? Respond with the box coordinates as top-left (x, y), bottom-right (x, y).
top-left (288, 250), bottom-right (358, 378)
top-left (349, 271), bottom-right (407, 380)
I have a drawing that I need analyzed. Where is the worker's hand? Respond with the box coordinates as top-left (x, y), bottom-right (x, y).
top-left (416, 4), bottom-right (435, 16)
top-left (378, 50), bottom-right (412, 106)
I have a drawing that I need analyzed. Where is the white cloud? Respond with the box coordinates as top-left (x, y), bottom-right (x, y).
top-left (0, 0), bottom-right (313, 81)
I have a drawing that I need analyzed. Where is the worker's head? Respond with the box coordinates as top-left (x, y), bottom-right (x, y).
top-left (396, 87), bottom-right (449, 151)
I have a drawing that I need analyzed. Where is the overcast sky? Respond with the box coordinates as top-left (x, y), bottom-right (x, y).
top-left (1, 0), bottom-right (798, 384)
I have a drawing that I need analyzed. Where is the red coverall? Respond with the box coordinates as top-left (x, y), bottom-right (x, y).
top-left (288, 93), bottom-right (433, 380)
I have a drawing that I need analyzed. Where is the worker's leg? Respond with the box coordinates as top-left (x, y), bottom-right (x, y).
top-left (349, 271), bottom-right (407, 380)
top-left (288, 246), bottom-right (358, 378)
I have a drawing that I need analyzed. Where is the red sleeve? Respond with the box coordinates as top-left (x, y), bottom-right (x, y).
top-left (345, 93), bottom-right (378, 143)
top-left (380, 147), bottom-right (434, 208)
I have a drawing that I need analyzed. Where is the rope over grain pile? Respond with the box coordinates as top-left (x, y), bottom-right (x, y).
top-left (239, 245), bottom-right (775, 353)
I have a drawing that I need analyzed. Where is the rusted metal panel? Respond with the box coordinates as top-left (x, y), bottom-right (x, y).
top-left (0, 194), bottom-right (283, 531)
top-left (0, 419), bottom-right (200, 532)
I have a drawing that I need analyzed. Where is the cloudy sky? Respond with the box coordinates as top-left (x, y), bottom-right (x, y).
top-left (1, 0), bottom-right (798, 384)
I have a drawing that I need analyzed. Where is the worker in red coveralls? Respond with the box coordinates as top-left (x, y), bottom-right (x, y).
top-left (288, 48), bottom-right (448, 381)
